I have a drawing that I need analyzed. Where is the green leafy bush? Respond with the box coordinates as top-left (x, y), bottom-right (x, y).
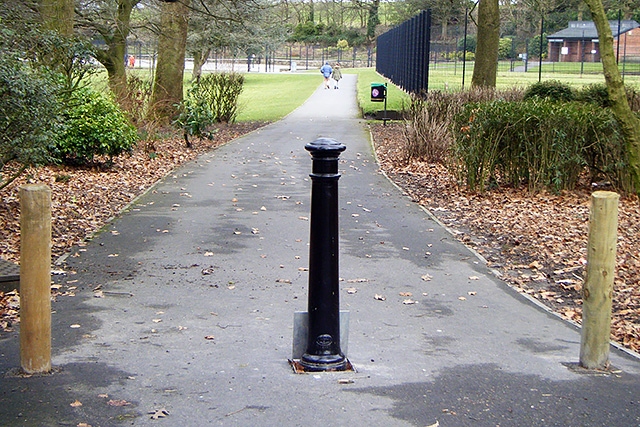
top-left (576, 83), bottom-right (612, 108)
top-left (199, 72), bottom-right (245, 123)
top-left (0, 56), bottom-right (61, 188)
top-left (174, 86), bottom-right (215, 147)
top-left (54, 88), bottom-right (137, 164)
top-left (523, 80), bottom-right (575, 102)
top-left (451, 99), bottom-right (627, 192)
top-left (174, 72), bottom-right (244, 147)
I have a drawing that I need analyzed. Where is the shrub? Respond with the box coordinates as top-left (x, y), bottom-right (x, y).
top-left (174, 72), bottom-right (244, 147)
top-left (54, 88), bottom-right (137, 164)
top-left (576, 83), bottom-right (611, 108)
top-left (127, 74), bottom-right (153, 125)
top-left (199, 72), bottom-right (245, 123)
top-left (0, 56), bottom-right (61, 188)
top-left (523, 80), bottom-right (575, 102)
top-left (451, 99), bottom-right (627, 192)
top-left (403, 87), bottom-right (524, 164)
top-left (174, 86), bottom-right (215, 148)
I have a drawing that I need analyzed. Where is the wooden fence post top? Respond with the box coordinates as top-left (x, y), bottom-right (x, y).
top-left (19, 184), bottom-right (51, 194)
top-left (591, 190), bottom-right (620, 200)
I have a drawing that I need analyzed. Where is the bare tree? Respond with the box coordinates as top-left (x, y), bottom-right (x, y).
top-left (582, 0), bottom-right (640, 193)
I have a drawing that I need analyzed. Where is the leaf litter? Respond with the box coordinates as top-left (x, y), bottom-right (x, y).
top-left (371, 122), bottom-right (640, 353)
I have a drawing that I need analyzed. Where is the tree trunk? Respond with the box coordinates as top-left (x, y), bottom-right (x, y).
top-left (148, 0), bottom-right (191, 123)
top-left (583, 0), bottom-right (640, 194)
top-left (92, 0), bottom-right (138, 109)
top-left (40, 0), bottom-right (74, 35)
top-left (471, 0), bottom-right (500, 88)
top-left (191, 48), bottom-right (211, 83)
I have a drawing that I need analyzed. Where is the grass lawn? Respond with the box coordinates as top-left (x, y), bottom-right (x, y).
top-left (236, 73), bottom-right (320, 122)
top-left (107, 65), bottom-right (640, 122)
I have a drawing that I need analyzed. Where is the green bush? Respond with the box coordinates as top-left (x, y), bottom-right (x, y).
top-left (174, 72), bottom-right (244, 147)
top-left (451, 99), bottom-right (626, 192)
top-left (576, 83), bottom-right (611, 108)
top-left (54, 88), bottom-right (137, 164)
top-left (199, 72), bottom-right (245, 123)
top-left (0, 56), bottom-right (61, 188)
top-left (523, 80), bottom-right (575, 102)
top-left (404, 87), bottom-right (524, 164)
top-left (174, 86), bottom-right (215, 147)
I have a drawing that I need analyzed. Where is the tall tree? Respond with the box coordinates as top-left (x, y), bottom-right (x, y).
top-left (40, 0), bottom-right (74, 35)
top-left (582, 0), bottom-right (640, 193)
top-left (75, 0), bottom-right (141, 108)
top-left (148, 0), bottom-right (191, 122)
top-left (471, 0), bottom-right (500, 87)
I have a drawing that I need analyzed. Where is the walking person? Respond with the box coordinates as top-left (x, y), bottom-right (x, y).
top-left (320, 61), bottom-right (333, 89)
top-left (331, 63), bottom-right (342, 89)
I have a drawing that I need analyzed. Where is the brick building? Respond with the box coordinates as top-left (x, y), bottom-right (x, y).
top-left (547, 20), bottom-right (640, 63)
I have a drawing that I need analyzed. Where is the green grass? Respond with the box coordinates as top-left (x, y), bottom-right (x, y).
top-left (236, 73), bottom-right (320, 122)
top-left (344, 68), bottom-right (412, 116)
top-left (96, 65), bottom-right (640, 122)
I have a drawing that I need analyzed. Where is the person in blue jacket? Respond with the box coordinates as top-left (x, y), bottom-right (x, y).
top-left (320, 61), bottom-right (333, 89)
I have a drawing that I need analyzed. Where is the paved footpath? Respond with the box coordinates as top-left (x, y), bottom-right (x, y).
top-left (2, 75), bottom-right (640, 427)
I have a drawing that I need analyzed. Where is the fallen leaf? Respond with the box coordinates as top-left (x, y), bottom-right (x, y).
top-left (152, 319), bottom-right (162, 323)
top-left (468, 291), bottom-right (477, 296)
top-left (399, 292), bottom-right (413, 297)
top-left (204, 335), bottom-right (215, 340)
top-left (403, 299), bottom-right (418, 305)
top-left (276, 279), bottom-right (292, 284)
top-left (107, 399), bottom-right (130, 407)
top-left (468, 276), bottom-right (479, 281)
top-left (458, 296), bottom-right (467, 301)
top-left (421, 274), bottom-right (433, 281)
top-left (374, 294), bottom-right (386, 301)
top-left (204, 252), bottom-right (214, 257)
top-left (70, 400), bottom-right (83, 407)
top-left (149, 408), bottom-right (169, 419)
top-left (346, 287), bottom-right (357, 294)
top-left (347, 278), bottom-right (369, 283)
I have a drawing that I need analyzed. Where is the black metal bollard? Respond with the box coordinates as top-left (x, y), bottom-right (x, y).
top-left (300, 138), bottom-right (348, 372)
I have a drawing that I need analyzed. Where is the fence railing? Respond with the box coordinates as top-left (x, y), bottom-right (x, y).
top-left (376, 10), bottom-right (431, 95)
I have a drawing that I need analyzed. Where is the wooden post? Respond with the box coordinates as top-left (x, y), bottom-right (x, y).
top-left (19, 184), bottom-right (52, 374)
top-left (579, 191), bottom-right (619, 370)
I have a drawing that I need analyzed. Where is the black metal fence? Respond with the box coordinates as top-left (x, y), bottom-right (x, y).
top-left (376, 9), bottom-right (640, 92)
top-left (376, 10), bottom-right (431, 94)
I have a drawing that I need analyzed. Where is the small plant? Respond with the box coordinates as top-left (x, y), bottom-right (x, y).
top-left (127, 75), bottom-right (153, 125)
top-left (54, 87), bottom-right (137, 164)
top-left (174, 72), bottom-right (244, 147)
top-left (173, 90), bottom-right (215, 148)
top-left (523, 80), bottom-right (575, 102)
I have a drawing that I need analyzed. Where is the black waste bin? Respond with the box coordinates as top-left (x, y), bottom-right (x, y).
top-left (370, 83), bottom-right (386, 102)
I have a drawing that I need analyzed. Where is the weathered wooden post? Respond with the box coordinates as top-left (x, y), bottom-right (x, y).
top-left (579, 191), bottom-right (619, 370)
top-left (19, 184), bottom-right (52, 374)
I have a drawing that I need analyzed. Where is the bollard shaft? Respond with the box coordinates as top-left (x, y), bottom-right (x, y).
top-left (300, 138), bottom-right (347, 371)
top-left (19, 184), bottom-right (52, 374)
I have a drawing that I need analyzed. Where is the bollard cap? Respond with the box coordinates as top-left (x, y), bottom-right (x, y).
top-left (305, 138), bottom-right (346, 158)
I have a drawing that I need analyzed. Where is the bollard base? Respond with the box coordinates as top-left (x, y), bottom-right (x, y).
top-left (289, 358), bottom-right (355, 374)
